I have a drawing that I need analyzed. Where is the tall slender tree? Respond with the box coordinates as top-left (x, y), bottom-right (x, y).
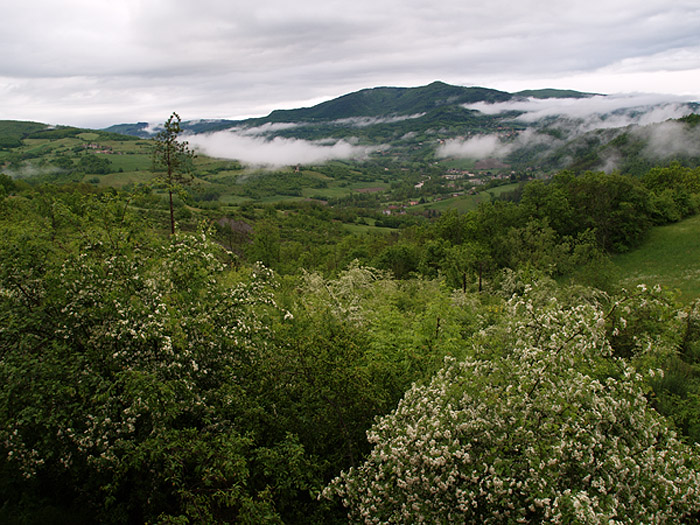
top-left (152, 112), bottom-right (195, 235)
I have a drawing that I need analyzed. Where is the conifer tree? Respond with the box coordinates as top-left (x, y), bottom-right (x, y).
top-left (152, 112), bottom-right (195, 234)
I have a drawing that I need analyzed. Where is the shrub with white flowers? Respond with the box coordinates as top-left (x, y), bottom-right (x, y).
top-left (0, 224), bottom-right (306, 523)
top-left (324, 285), bottom-right (700, 523)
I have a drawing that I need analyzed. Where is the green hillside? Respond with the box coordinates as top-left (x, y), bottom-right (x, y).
top-left (514, 88), bottom-right (597, 99)
top-left (0, 120), bottom-right (52, 148)
top-left (613, 213), bottom-right (700, 302)
top-left (96, 82), bottom-right (700, 180)
top-left (263, 81), bottom-right (513, 122)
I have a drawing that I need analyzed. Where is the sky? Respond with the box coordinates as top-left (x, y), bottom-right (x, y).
top-left (2, 0), bottom-right (700, 129)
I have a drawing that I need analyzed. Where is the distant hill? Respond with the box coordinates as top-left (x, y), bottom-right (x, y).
top-left (514, 88), bottom-right (597, 99)
top-left (104, 82), bottom-right (606, 137)
top-left (102, 122), bottom-right (152, 138)
top-left (103, 119), bottom-right (240, 138)
top-left (0, 120), bottom-right (51, 148)
top-left (103, 81), bottom-right (525, 135)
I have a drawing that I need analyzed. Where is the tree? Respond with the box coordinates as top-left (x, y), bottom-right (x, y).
top-left (519, 180), bottom-right (575, 237)
top-left (250, 219), bottom-right (281, 267)
top-left (441, 242), bottom-right (492, 292)
top-left (374, 243), bottom-right (420, 280)
top-left (561, 171), bottom-right (652, 252)
top-left (152, 112), bottom-right (195, 235)
top-left (78, 154), bottom-right (112, 175)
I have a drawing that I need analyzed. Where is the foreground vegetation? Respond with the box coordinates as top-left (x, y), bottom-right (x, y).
top-left (3, 117), bottom-right (700, 522)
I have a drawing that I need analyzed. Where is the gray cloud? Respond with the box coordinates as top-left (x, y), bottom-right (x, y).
top-left (1, 1), bottom-right (700, 127)
top-left (187, 130), bottom-right (376, 167)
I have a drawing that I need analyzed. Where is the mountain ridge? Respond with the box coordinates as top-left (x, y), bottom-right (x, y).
top-left (102, 81), bottom-right (596, 136)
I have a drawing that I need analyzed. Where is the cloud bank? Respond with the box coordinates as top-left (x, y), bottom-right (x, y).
top-left (187, 130), bottom-right (375, 167)
top-left (437, 128), bottom-right (557, 160)
top-left (330, 114), bottom-right (426, 128)
top-left (233, 122), bottom-right (302, 135)
top-left (441, 94), bottom-right (699, 161)
top-left (635, 120), bottom-right (700, 159)
top-left (466, 94), bottom-right (696, 129)
top-left (438, 134), bottom-right (513, 159)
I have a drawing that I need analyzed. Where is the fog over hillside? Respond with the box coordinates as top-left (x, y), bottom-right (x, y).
top-left (467, 93), bottom-right (694, 124)
top-left (181, 88), bottom-right (699, 168)
top-left (438, 93), bottom-right (700, 167)
top-left (186, 112), bottom-right (433, 166)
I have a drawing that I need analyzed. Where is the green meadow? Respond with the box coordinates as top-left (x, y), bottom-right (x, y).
top-left (613, 214), bottom-right (700, 302)
top-left (412, 182), bottom-right (521, 213)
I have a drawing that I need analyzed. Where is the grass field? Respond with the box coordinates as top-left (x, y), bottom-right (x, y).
top-left (98, 171), bottom-right (151, 187)
top-left (301, 185), bottom-right (350, 200)
top-left (108, 154), bottom-right (152, 172)
top-left (613, 214), bottom-right (700, 303)
top-left (412, 182), bottom-right (521, 213)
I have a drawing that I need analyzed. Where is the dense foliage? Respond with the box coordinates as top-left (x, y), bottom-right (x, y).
top-left (0, 190), bottom-right (478, 522)
top-left (2, 157), bottom-right (700, 522)
top-left (325, 281), bottom-right (700, 522)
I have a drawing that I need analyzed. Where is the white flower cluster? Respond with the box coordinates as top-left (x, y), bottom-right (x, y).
top-left (325, 286), bottom-right (700, 523)
top-left (2, 229), bottom-right (281, 480)
top-left (299, 262), bottom-right (391, 325)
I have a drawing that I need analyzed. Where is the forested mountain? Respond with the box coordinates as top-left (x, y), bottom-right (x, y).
top-left (514, 88), bottom-right (598, 99)
top-left (260, 81), bottom-right (513, 121)
top-left (102, 81), bottom-right (699, 174)
top-left (104, 81), bottom-right (520, 134)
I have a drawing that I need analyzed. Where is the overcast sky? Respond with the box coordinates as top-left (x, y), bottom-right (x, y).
top-left (2, 0), bottom-right (700, 129)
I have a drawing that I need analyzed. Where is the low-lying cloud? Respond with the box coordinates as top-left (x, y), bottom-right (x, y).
top-left (2, 162), bottom-right (64, 179)
top-left (233, 122), bottom-right (302, 135)
top-left (331, 113), bottom-right (426, 128)
top-left (437, 128), bottom-right (558, 160)
top-left (635, 120), bottom-right (700, 159)
top-left (227, 113), bottom-right (425, 137)
top-left (466, 93), bottom-right (697, 130)
top-left (442, 93), bottom-right (699, 163)
top-left (438, 134), bottom-right (513, 159)
top-left (187, 130), bottom-right (376, 167)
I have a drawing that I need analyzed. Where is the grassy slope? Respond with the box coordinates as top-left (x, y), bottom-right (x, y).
top-left (613, 214), bottom-right (700, 303)
top-left (412, 182), bottom-right (521, 213)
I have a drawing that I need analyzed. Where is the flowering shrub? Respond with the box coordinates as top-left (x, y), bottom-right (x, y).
top-left (298, 262), bottom-right (392, 324)
top-left (0, 224), bottom-right (305, 523)
top-left (325, 285), bottom-right (700, 523)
